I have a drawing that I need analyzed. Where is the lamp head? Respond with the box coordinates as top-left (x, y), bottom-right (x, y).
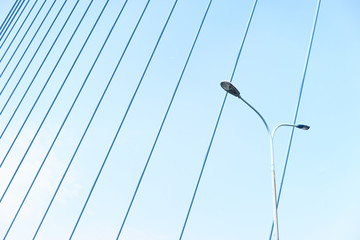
top-left (220, 81), bottom-right (240, 98)
top-left (296, 124), bottom-right (310, 130)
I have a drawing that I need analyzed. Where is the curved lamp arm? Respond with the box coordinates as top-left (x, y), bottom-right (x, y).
top-left (220, 80), bottom-right (310, 240)
top-left (272, 123), bottom-right (310, 139)
top-left (272, 124), bottom-right (296, 138)
top-left (220, 81), bottom-right (271, 136)
top-left (238, 96), bottom-right (271, 136)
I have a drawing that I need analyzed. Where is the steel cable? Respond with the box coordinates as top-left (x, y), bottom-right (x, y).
top-left (0, 0), bottom-right (108, 237)
top-left (0, 0), bottom-right (38, 65)
top-left (0, 0), bottom-right (20, 33)
top-left (31, 0), bottom-right (133, 238)
top-left (0, 0), bottom-right (28, 49)
top-left (0, 0), bottom-right (95, 238)
top-left (178, 0), bottom-right (259, 239)
top-left (0, 0), bottom-right (24, 40)
top-left (0, 0), bottom-right (80, 202)
top-left (0, 0), bottom-right (99, 170)
top-left (0, 0), bottom-right (68, 138)
top-left (268, 0), bottom-right (321, 239)
top-left (69, 1), bottom-right (154, 238)
top-left (0, 0), bottom-right (45, 86)
top-left (0, 0), bottom-right (52, 97)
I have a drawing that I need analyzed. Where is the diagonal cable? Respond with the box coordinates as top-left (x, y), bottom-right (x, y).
top-left (0, 0), bottom-right (30, 51)
top-left (0, 0), bottom-right (80, 201)
top-left (0, 0), bottom-right (55, 96)
top-left (0, 0), bottom-right (24, 40)
top-left (0, 0), bottom-right (44, 69)
top-left (0, 0), bottom-right (20, 33)
top-left (0, 0), bottom-right (60, 115)
top-left (3, 0), bottom-right (109, 240)
top-left (31, 0), bottom-right (135, 238)
top-left (0, 0), bottom-right (99, 170)
top-left (0, 0), bottom-right (67, 135)
top-left (268, 0), bottom-right (321, 239)
top-left (0, 0), bottom-right (26, 48)
top-left (0, 0), bottom-right (22, 38)
top-left (179, 0), bottom-right (259, 239)
top-left (69, 1), bottom-right (153, 238)
top-left (0, 0), bottom-right (108, 197)
top-left (116, 1), bottom-right (212, 239)
top-left (0, 0), bottom-right (37, 65)
top-left (0, 0), bottom-right (92, 238)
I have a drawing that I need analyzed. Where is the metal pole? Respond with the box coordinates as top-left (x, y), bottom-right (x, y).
top-left (221, 82), bottom-right (308, 240)
top-left (270, 135), bottom-right (279, 240)
top-left (239, 96), bottom-right (279, 240)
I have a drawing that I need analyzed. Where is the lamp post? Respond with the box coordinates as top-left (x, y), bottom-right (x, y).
top-left (220, 81), bottom-right (309, 240)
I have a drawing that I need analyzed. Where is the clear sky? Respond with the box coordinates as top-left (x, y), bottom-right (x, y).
top-left (0, 0), bottom-right (359, 239)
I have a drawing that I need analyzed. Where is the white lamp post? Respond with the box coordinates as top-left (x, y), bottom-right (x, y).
top-left (220, 80), bottom-right (309, 240)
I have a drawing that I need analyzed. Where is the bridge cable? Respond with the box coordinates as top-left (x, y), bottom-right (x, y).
top-left (178, 0), bottom-right (259, 239)
top-left (0, 0), bottom-right (28, 49)
top-left (0, 0), bottom-right (37, 65)
top-left (25, 0), bottom-right (118, 238)
top-left (0, 0), bottom-right (100, 170)
top-left (0, 0), bottom-right (78, 202)
top-left (0, 0), bottom-right (69, 137)
top-left (0, 0), bottom-right (43, 69)
top-left (0, 0), bottom-right (23, 41)
top-left (67, 1), bottom-right (156, 238)
top-left (114, 1), bottom-right (210, 239)
top-left (0, 0), bottom-right (20, 33)
top-left (2, 1), bottom-right (108, 239)
top-left (109, 2), bottom-right (180, 238)
top-left (0, 0), bottom-right (110, 203)
top-left (268, 0), bottom-right (321, 239)
top-left (0, 0), bottom-right (53, 97)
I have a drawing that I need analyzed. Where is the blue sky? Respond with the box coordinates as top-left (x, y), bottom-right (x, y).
top-left (0, 0), bottom-right (359, 239)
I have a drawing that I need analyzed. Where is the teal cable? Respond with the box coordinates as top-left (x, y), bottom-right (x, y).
top-left (1, 2), bottom-right (81, 237)
top-left (0, 0), bottom-right (20, 32)
top-left (0, 0), bottom-right (96, 169)
top-left (268, 0), bottom-right (321, 239)
top-left (0, 0), bottom-right (38, 65)
top-left (0, 0), bottom-right (24, 40)
top-left (0, 0), bottom-right (28, 49)
top-left (0, 0), bottom-right (59, 115)
top-left (0, 0), bottom-right (77, 201)
top-left (28, 1), bottom-right (113, 238)
top-left (68, 1), bottom-right (151, 238)
top-left (0, 0), bottom-right (66, 137)
top-left (179, 0), bottom-right (259, 239)
top-left (0, 0), bottom-right (46, 77)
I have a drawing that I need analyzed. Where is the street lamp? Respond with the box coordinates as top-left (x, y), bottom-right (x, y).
top-left (220, 80), bottom-right (309, 240)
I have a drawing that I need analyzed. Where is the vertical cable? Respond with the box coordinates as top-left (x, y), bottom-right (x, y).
top-left (0, 0), bottom-right (37, 64)
top-left (1, 0), bottom-right (81, 238)
top-left (0, 0), bottom-right (28, 49)
top-left (0, 0), bottom-right (23, 40)
top-left (179, 0), bottom-right (258, 239)
top-left (0, 0), bottom-right (59, 114)
top-left (0, 0), bottom-right (76, 200)
top-left (268, 0), bottom-right (321, 239)
top-left (0, 0), bottom-right (44, 69)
